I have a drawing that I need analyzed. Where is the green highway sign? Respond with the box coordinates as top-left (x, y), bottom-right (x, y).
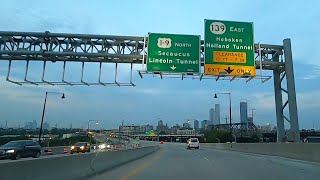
top-left (147, 33), bottom-right (200, 73)
top-left (204, 20), bottom-right (255, 76)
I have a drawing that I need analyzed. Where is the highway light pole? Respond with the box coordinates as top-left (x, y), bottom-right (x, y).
top-left (214, 92), bottom-right (232, 141)
top-left (187, 119), bottom-right (191, 139)
top-left (88, 120), bottom-right (99, 145)
top-left (39, 92), bottom-right (65, 143)
top-left (88, 120), bottom-right (99, 132)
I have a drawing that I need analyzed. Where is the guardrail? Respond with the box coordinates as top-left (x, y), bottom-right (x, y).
top-left (42, 146), bottom-right (70, 155)
top-left (201, 143), bottom-right (320, 163)
top-left (0, 145), bottom-right (159, 180)
top-left (41, 140), bottom-right (144, 156)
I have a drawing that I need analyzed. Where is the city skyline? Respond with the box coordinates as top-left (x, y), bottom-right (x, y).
top-left (0, 0), bottom-right (319, 130)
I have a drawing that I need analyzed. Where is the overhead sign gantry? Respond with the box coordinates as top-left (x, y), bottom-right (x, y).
top-left (0, 19), bottom-right (300, 143)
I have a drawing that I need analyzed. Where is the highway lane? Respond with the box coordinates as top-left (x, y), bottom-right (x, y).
top-left (88, 142), bottom-right (320, 180)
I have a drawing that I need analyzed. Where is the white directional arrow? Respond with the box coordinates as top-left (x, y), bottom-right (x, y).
top-left (170, 65), bottom-right (177, 70)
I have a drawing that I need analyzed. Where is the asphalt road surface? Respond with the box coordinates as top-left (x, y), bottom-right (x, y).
top-left (88, 142), bottom-right (320, 180)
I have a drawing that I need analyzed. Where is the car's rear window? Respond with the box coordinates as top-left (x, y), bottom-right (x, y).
top-left (191, 139), bottom-right (198, 142)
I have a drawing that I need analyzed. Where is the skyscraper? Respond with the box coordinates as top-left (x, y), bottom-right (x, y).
top-left (157, 120), bottom-right (167, 131)
top-left (201, 120), bottom-right (209, 130)
top-left (240, 102), bottom-right (248, 123)
top-left (213, 104), bottom-right (220, 125)
top-left (209, 108), bottom-right (214, 122)
top-left (194, 120), bottom-right (199, 130)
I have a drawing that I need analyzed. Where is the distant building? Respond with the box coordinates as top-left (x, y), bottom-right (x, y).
top-left (139, 126), bottom-right (147, 133)
top-left (156, 120), bottom-right (168, 133)
top-left (201, 120), bottom-right (210, 130)
top-left (194, 120), bottom-right (199, 130)
top-left (209, 105), bottom-right (220, 125)
top-left (24, 120), bottom-right (38, 129)
top-left (260, 123), bottom-right (273, 132)
top-left (247, 117), bottom-right (253, 124)
top-left (119, 125), bottom-right (145, 135)
top-left (177, 129), bottom-right (195, 135)
top-left (43, 122), bottom-right (50, 130)
top-left (144, 124), bottom-right (154, 132)
top-left (240, 102), bottom-right (248, 124)
top-left (213, 104), bottom-right (220, 125)
top-left (201, 120), bottom-right (206, 129)
top-left (209, 108), bottom-right (214, 122)
top-left (183, 122), bottom-right (191, 129)
top-left (170, 124), bottom-right (181, 134)
top-left (171, 124), bottom-right (181, 130)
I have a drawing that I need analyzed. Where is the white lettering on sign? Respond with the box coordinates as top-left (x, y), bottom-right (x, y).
top-left (176, 59), bottom-right (198, 65)
top-left (230, 27), bottom-right (244, 32)
top-left (157, 38), bottom-right (171, 48)
top-left (158, 51), bottom-right (190, 57)
top-left (148, 58), bottom-right (173, 64)
top-left (232, 44), bottom-right (253, 50)
top-left (205, 43), bottom-right (230, 49)
top-left (174, 42), bottom-right (192, 48)
top-left (216, 37), bottom-right (242, 43)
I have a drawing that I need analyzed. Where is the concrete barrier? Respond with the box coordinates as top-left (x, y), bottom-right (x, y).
top-left (201, 143), bottom-right (320, 163)
top-left (0, 145), bottom-right (159, 180)
top-left (42, 146), bottom-right (70, 155)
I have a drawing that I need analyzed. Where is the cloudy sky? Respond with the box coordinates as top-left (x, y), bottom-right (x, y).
top-left (0, 0), bottom-right (319, 130)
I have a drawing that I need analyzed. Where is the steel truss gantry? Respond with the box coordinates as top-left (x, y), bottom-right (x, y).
top-left (0, 31), bottom-right (299, 142)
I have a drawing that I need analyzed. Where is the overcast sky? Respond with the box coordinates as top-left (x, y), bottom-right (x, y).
top-left (0, 0), bottom-right (319, 130)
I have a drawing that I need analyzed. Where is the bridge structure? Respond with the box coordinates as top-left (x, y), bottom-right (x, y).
top-left (0, 31), bottom-right (299, 142)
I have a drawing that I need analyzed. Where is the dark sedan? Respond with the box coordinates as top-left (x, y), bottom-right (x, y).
top-left (70, 142), bottom-right (91, 154)
top-left (0, 140), bottom-right (41, 160)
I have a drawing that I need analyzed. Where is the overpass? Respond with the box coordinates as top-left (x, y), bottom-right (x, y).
top-left (132, 134), bottom-right (204, 143)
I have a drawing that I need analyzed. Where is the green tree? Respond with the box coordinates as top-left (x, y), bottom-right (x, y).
top-left (204, 130), bottom-right (232, 143)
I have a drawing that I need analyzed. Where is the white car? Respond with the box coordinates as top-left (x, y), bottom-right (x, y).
top-left (187, 138), bottom-right (200, 149)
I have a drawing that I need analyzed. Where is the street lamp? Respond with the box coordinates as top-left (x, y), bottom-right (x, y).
top-left (88, 120), bottom-right (99, 145)
top-left (88, 120), bottom-right (99, 132)
top-left (39, 92), bottom-right (65, 143)
top-left (214, 92), bottom-right (232, 141)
